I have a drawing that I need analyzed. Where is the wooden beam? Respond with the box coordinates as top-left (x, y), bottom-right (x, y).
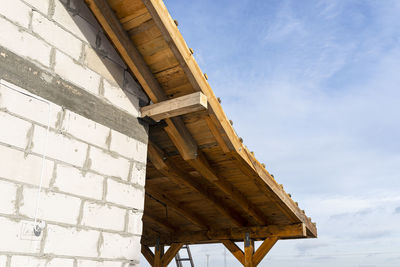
top-left (141, 223), bottom-right (306, 246)
top-left (162, 243), bottom-right (184, 266)
top-left (141, 92), bottom-right (208, 121)
top-left (205, 115), bottom-right (230, 154)
top-left (148, 142), bottom-right (248, 227)
top-left (222, 240), bottom-right (244, 265)
top-left (163, 117), bottom-right (198, 160)
top-left (145, 187), bottom-right (209, 229)
top-left (141, 245), bottom-right (155, 266)
top-left (252, 237), bottom-right (278, 266)
top-left (244, 233), bottom-right (254, 267)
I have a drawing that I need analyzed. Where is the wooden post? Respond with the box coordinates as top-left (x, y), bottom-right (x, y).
top-left (244, 232), bottom-right (254, 267)
top-left (154, 239), bottom-right (164, 267)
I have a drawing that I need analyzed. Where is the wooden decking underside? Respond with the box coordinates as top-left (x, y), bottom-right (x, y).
top-left (85, 0), bottom-right (317, 249)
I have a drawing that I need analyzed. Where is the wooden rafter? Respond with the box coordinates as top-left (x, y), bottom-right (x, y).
top-left (188, 152), bottom-right (270, 225)
top-left (147, 142), bottom-right (248, 227)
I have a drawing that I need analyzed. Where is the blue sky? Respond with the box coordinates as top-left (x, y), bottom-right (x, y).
top-left (144, 1), bottom-right (400, 266)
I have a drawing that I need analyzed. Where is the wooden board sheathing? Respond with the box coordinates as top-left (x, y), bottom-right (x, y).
top-left (108, 0), bottom-right (146, 19)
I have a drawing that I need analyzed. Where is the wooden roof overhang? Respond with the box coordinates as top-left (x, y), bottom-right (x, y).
top-left (85, 0), bottom-right (317, 265)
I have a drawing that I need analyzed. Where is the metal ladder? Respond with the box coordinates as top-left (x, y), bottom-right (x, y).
top-left (175, 244), bottom-right (194, 267)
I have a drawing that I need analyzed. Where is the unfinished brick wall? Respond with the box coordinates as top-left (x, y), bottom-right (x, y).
top-left (0, 0), bottom-right (148, 266)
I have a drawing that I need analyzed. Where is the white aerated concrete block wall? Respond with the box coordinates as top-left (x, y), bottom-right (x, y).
top-left (0, 0), bottom-right (149, 265)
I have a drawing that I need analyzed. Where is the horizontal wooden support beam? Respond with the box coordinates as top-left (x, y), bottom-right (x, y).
top-left (141, 92), bottom-right (208, 121)
top-left (142, 223), bottom-right (306, 246)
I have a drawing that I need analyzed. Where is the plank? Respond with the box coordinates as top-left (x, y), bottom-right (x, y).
top-left (141, 92), bottom-right (208, 121)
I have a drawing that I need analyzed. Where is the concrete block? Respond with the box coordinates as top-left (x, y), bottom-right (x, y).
top-left (62, 110), bottom-right (110, 149)
top-left (77, 260), bottom-right (123, 267)
top-left (0, 180), bottom-right (18, 215)
top-left (84, 47), bottom-right (125, 87)
top-left (100, 232), bottom-right (140, 260)
top-left (103, 79), bottom-right (139, 116)
top-left (0, 145), bottom-right (54, 188)
top-left (55, 51), bottom-right (101, 95)
top-left (23, 0), bottom-right (50, 15)
top-left (132, 141), bottom-right (147, 164)
top-left (0, 256), bottom-right (7, 267)
top-left (0, 217), bottom-right (42, 253)
top-left (44, 224), bottom-right (99, 257)
top-left (129, 163), bottom-right (146, 187)
top-left (106, 180), bottom-right (144, 210)
top-left (0, 80), bottom-right (62, 128)
top-left (0, 16), bottom-right (51, 67)
top-left (109, 130), bottom-right (140, 160)
top-left (81, 202), bottom-right (126, 231)
top-left (54, 164), bottom-right (103, 200)
top-left (0, 111), bottom-right (32, 149)
top-left (0, 0), bottom-right (31, 28)
top-left (32, 12), bottom-right (83, 60)
top-left (10, 256), bottom-right (74, 267)
top-left (127, 211), bottom-right (143, 236)
top-left (19, 187), bottom-right (81, 224)
top-left (32, 125), bottom-right (88, 167)
top-left (89, 147), bottom-right (130, 180)
top-left (53, 1), bottom-right (98, 46)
